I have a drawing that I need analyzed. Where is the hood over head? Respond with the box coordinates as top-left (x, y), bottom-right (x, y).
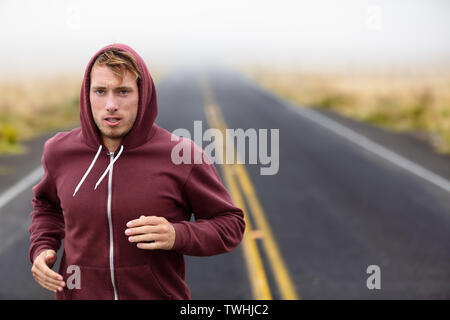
top-left (79, 43), bottom-right (158, 150)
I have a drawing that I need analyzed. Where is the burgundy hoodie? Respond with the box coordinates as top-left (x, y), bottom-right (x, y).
top-left (28, 43), bottom-right (245, 300)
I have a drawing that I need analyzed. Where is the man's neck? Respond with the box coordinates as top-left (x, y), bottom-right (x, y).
top-left (102, 137), bottom-right (123, 153)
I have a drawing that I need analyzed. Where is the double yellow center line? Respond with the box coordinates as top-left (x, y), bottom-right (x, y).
top-left (200, 75), bottom-right (299, 300)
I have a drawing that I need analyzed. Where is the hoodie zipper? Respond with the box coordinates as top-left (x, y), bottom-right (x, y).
top-left (107, 151), bottom-right (118, 300)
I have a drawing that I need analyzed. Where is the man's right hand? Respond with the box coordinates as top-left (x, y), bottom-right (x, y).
top-left (31, 249), bottom-right (65, 293)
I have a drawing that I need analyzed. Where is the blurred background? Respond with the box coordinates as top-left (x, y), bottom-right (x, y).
top-left (0, 0), bottom-right (449, 299)
top-left (1, 0), bottom-right (450, 155)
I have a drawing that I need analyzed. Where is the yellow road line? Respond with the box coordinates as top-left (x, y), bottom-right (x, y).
top-left (200, 76), bottom-right (300, 300)
top-left (234, 162), bottom-right (299, 300)
top-left (204, 97), bottom-right (272, 300)
top-left (222, 163), bottom-right (273, 300)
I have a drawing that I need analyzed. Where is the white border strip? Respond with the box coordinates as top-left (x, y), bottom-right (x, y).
top-left (0, 166), bottom-right (43, 209)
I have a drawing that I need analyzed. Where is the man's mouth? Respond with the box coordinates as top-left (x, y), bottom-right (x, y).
top-left (104, 117), bottom-right (121, 126)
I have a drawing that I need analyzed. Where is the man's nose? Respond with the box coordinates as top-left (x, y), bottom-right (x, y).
top-left (105, 97), bottom-right (118, 112)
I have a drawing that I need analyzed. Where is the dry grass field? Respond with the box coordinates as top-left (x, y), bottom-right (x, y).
top-left (242, 67), bottom-right (450, 155)
top-left (0, 75), bottom-right (81, 154)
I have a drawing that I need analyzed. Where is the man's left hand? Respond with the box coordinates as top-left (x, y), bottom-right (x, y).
top-left (125, 215), bottom-right (176, 250)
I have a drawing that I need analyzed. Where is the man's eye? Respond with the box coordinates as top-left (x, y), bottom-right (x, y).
top-left (96, 89), bottom-right (105, 95)
top-left (120, 90), bottom-right (128, 95)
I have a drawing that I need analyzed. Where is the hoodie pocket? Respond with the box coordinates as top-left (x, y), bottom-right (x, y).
top-left (115, 264), bottom-right (173, 300)
top-left (57, 265), bottom-right (113, 300)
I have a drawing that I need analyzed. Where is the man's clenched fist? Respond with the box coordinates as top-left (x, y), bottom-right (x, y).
top-left (125, 215), bottom-right (176, 250)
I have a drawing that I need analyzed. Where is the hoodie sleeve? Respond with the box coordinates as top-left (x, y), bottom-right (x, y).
top-left (28, 142), bottom-right (65, 263)
top-left (172, 155), bottom-right (245, 256)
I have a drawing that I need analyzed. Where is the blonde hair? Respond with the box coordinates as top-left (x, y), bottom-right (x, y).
top-left (93, 49), bottom-right (141, 82)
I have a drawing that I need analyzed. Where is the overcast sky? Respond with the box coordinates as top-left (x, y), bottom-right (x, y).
top-left (1, 0), bottom-right (449, 76)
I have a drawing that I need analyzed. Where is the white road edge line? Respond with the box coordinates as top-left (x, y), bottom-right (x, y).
top-left (0, 166), bottom-right (43, 209)
top-left (292, 106), bottom-right (450, 193)
top-left (237, 73), bottom-right (450, 193)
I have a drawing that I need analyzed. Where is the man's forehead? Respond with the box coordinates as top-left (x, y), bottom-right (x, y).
top-left (90, 65), bottom-right (135, 87)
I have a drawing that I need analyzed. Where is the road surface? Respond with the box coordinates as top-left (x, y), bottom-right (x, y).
top-left (0, 66), bottom-right (449, 299)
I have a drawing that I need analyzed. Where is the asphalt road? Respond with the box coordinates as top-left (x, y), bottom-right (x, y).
top-left (0, 66), bottom-right (449, 299)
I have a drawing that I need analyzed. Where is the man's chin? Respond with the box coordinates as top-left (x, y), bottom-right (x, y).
top-left (100, 129), bottom-right (127, 141)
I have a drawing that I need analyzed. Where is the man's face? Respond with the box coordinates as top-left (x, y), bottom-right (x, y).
top-left (90, 65), bottom-right (139, 143)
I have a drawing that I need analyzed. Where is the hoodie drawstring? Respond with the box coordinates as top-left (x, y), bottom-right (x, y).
top-left (73, 145), bottom-right (124, 197)
top-left (95, 145), bottom-right (124, 190)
